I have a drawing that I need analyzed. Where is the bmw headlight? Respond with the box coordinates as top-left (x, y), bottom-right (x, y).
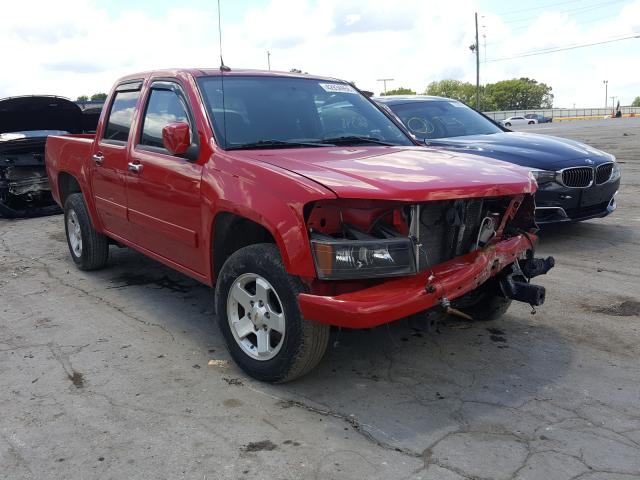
top-left (530, 169), bottom-right (556, 185)
top-left (611, 161), bottom-right (621, 181)
top-left (311, 235), bottom-right (416, 280)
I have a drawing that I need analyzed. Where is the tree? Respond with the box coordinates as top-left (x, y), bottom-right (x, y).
top-left (425, 80), bottom-right (476, 105)
top-left (632, 96), bottom-right (640, 107)
top-left (484, 78), bottom-right (553, 110)
top-left (76, 95), bottom-right (89, 102)
top-left (90, 93), bottom-right (108, 101)
top-left (380, 87), bottom-right (416, 96)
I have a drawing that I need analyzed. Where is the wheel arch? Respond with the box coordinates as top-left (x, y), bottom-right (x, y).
top-left (57, 171), bottom-right (102, 230)
top-left (209, 207), bottom-right (316, 283)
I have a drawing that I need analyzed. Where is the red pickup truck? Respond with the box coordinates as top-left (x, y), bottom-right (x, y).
top-left (45, 69), bottom-right (553, 382)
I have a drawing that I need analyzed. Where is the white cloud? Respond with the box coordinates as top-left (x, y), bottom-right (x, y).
top-left (0, 0), bottom-right (638, 106)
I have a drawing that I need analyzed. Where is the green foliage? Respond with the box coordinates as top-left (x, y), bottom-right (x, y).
top-left (632, 96), bottom-right (640, 107)
top-left (380, 87), bottom-right (416, 96)
top-left (484, 78), bottom-right (553, 110)
top-left (425, 80), bottom-right (477, 105)
top-left (90, 93), bottom-right (108, 101)
top-left (76, 95), bottom-right (89, 102)
top-left (424, 77), bottom-right (553, 111)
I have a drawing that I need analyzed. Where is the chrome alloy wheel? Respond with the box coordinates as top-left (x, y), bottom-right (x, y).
top-left (227, 273), bottom-right (286, 361)
top-left (66, 209), bottom-right (83, 257)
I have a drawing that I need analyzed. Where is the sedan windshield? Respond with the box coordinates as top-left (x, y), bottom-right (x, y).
top-left (386, 100), bottom-right (502, 140)
top-left (197, 76), bottom-right (413, 149)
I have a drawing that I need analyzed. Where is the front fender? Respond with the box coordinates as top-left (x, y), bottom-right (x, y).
top-left (202, 152), bottom-right (336, 278)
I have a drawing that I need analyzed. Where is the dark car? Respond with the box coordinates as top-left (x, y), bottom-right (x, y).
top-left (525, 113), bottom-right (552, 123)
top-left (376, 96), bottom-right (620, 224)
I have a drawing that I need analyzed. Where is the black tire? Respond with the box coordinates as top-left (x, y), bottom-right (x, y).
top-left (63, 193), bottom-right (109, 271)
top-left (504, 122), bottom-right (511, 127)
top-left (454, 279), bottom-right (512, 322)
top-left (528, 121), bottom-right (535, 125)
top-left (215, 243), bottom-right (330, 383)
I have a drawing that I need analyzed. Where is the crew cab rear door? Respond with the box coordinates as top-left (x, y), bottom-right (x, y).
top-left (90, 81), bottom-right (142, 238)
top-left (126, 79), bottom-right (205, 275)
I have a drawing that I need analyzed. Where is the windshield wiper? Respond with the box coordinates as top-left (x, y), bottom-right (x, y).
top-left (226, 139), bottom-right (326, 150)
top-left (319, 135), bottom-right (396, 146)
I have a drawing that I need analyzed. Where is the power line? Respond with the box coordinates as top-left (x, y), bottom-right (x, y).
top-left (499, 0), bottom-right (586, 16)
top-left (487, 32), bottom-right (640, 62)
top-left (485, 10), bottom-right (627, 45)
top-left (502, 0), bottom-right (627, 25)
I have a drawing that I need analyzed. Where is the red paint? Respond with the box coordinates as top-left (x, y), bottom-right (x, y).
top-left (45, 68), bottom-right (538, 328)
top-left (162, 122), bottom-right (191, 155)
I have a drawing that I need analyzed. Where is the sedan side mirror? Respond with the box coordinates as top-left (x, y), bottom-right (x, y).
top-left (162, 122), bottom-right (191, 156)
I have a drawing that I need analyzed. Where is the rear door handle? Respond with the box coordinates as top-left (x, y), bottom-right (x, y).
top-left (92, 153), bottom-right (104, 164)
top-left (128, 162), bottom-right (143, 173)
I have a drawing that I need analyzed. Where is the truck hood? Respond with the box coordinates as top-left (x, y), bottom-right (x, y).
top-left (425, 132), bottom-right (613, 170)
top-left (0, 96), bottom-right (83, 135)
top-left (236, 146), bottom-right (535, 201)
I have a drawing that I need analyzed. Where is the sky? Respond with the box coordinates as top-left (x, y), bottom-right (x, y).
top-left (1, 0), bottom-right (639, 108)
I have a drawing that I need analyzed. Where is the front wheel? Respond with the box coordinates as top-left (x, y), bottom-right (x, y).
top-left (215, 243), bottom-right (330, 383)
top-left (64, 193), bottom-right (109, 270)
top-left (504, 122), bottom-right (511, 127)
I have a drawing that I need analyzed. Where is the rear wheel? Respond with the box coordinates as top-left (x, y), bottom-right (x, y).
top-left (528, 121), bottom-right (535, 125)
top-left (64, 193), bottom-right (109, 270)
top-left (216, 243), bottom-right (330, 383)
top-left (454, 279), bottom-right (512, 322)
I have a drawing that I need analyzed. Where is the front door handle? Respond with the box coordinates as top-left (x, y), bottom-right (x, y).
top-left (92, 153), bottom-right (104, 164)
top-left (128, 162), bottom-right (143, 173)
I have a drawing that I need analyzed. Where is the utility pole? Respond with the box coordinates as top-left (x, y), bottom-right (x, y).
top-left (377, 78), bottom-right (394, 94)
top-left (603, 80), bottom-right (608, 108)
top-left (471, 12), bottom-right (480, 110)
top-left (267, 51), bottom-right (271, 71)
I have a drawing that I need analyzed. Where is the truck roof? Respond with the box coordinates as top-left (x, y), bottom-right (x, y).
top-left (116, 68), bottom-right (347, 85)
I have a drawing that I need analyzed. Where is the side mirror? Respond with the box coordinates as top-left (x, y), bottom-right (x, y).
top-left (162, 122), bottom-right (191, 156)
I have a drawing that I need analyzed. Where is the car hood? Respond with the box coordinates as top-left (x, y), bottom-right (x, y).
top-left (0, 96), bottom-right (83, 135)
top-left (236, 146), bottom-right (535, 201)
top-left (425, 132), bottom-right (612, 170)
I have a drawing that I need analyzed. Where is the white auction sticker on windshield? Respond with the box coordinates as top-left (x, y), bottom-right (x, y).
top-left (319, 83), bottom-right (357, 94)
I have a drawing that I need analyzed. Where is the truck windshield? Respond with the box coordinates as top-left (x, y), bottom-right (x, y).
top-left (197, 76), bottom-right (413, 149)
top-left (386, 100), bottom-right (503, 140)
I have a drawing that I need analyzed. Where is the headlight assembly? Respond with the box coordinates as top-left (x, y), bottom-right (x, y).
top-left (311, 235), bottom-right (416, 280)
top-left (530, 169), bottom-right (557, 185)
top-left (610, 161), bottom-right (621, 181)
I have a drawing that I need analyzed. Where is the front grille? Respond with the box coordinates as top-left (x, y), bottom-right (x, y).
top-left (561, 167), bottom-right (593, 188)
top-left (415, 198), bottom-right (507, 270)
top-left (596, 163), bottom-right (613, 184)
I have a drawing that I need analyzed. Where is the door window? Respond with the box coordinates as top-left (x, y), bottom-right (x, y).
top-left (140, 89), bottom-right (190, 149)
top-left (103, 91), bottom-right (140, 143)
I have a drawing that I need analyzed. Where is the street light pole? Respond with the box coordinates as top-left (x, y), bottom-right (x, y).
top-left (377, 78), bottom-right (394, 94)
top-left (475, 12), bottom-right (480, 110)
top-left (267, 51), bottom-right (271, 71)
top-left (603, 80), bottom-right (608, 108)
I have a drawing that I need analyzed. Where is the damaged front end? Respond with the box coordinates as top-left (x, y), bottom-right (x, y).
top-left (0, 133), bottom-right (63, 217)
top-left (299, 193), bottom-right (554, 328)
top-left (0, 96), bottom-right (88, 218)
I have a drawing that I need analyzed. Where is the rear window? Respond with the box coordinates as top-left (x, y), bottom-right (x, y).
top-left (103, 91), bottom-right (140, 143)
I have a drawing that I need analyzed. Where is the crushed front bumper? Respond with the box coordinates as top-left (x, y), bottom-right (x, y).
top-left (298, 234), bottom-right (535, 328)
